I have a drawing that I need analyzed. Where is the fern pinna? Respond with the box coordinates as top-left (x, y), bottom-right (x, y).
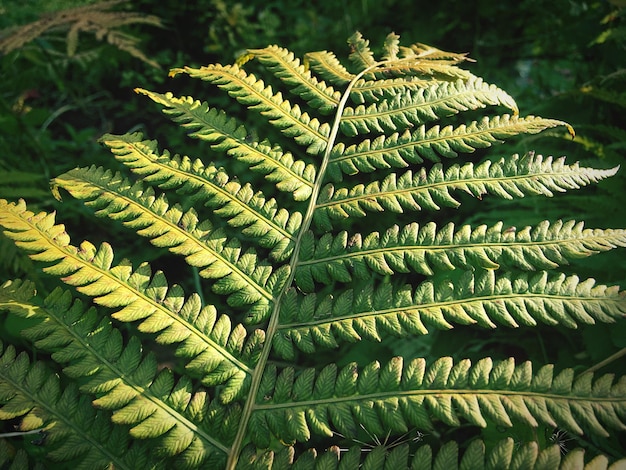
top-left (1, 33), bottom-right (625, 469)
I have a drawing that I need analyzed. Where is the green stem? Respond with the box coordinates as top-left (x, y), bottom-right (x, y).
top-left (225, 60), bottom-right (387, 469)
top-left (584, 347), bottom-right (626, 374)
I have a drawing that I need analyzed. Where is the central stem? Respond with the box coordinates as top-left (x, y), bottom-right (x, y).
top-left (225, 60), bottom-right (385, 469)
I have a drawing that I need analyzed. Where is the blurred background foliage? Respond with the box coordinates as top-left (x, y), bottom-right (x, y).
top-left (0, 0), bottom-right (625, 457)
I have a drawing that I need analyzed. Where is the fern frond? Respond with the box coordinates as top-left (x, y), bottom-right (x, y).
top-left (296, 221), bottom-right (626, 289)
top-left (169, 64), bottom-right (330, 155)
top-left (0, 282), bottom-right (234, 467)
top-left (0, 342), bottom-right (157, 469)
top-left (56, 160), bottom-right (299, 262)
top-left (237, 438), bottom-right (626, 470)
top-left (0, 0), bottom-right (162, 67)
top-left (347, 32), bottom-right (377, 70)
top-left (316, 155), bottom-right (617, 227)
top-left (274, 270), bottom-right (626, 358)
top-left (340, 77), bottom-right (519, 137)
top-left (52, 167), bottom-right (290, 314)
top-left (348, 37), bottom-right (474, 104)
top-left (2, 32), bottom-right (625, 467)
top-left (246, 45), bottom-right (341, 113)
top-left (252, 357), bottom-right (626, 446)
top-left (328, 115), bottom-right (574, 180)
top-left (130, 94), bottom-right (316, 201)
top-left (0, 200), bottom-right (260, 401)
top-left (304, 50), bottom-right (354, 86)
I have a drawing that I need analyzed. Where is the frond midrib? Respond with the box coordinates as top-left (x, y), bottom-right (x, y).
top-left (225, 58), bottom-right (385, 469)
top-left (253, 388), bottom-right (620, 411)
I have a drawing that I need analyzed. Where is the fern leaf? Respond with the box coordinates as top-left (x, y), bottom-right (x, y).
top-left (252, 357), bottom-right (626, 447)
top-left (328, 115), bottom-right (574, 180)
top-left (340, 77), bottom-right (519, 137)
top-left (349, 38), bottom-right (476, 104)
top-left (304, 50), bottom-right (354, 86)
top-left (51, 169), bottom-right (286, 315)
top-left (347, 32), bottom-right (377, 70)
top-left (55, 160), bottom-right (299, 262)
top-left (237, 438), bottom-right (626, 470)
top-left (0, 281), bottom-right (239, 466)
top-left (129, 94), bottom-right (316, 201)
top-left (296, 221), bottom-right (626, 288)
top-left (350, 75), bottom-right (438, 104)
top-left (274, 270), bottom-right (626, 358)
top-left (247, 45), bottom-right (341, 113)
top-left (170, 64), bottom-right (330, 155)
top-left (0, 342), bottom-right (157, 469)
top-left (316, 154), bottom-right (617, 228)
top-left (0, 200), bottom-right (259, 400)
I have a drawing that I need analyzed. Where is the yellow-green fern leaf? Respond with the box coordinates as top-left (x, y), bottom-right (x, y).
top-left (274, 270), bottom-right (626, 358)
top-left (170, 64), bottom-right (330, 155)
top-left (296, 221), bottom-right (626, 289)
top-left (328, 115), bottom-right (573, 180)
top-left (128, 94), bottom-right (317, 201)
top-left (340, 77), bottom-right (519, 137)
top-left (247, 45), bottom-right (341, 113)
top-left (55, 161), bottom-right (299, 262)
top-left (0, 200), bottom-right (257, 401)
top-left (316, 154), bottom-right (616, 228)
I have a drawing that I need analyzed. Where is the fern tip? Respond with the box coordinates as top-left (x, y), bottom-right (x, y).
top-left (168, 68), bottom-right (184, 78)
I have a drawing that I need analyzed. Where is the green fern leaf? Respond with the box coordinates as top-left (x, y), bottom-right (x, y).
top-left (169, 64), bottom-right (331, 155)
top-left (340, 77), bottom-right (519, 137)
top-left (296, 221), bottom-right (626, 288)
top-left (274, 270), bottom-right (625, 358)
top-left (350, 75), bottom-right (435, 104)
top-left (316, 154), bottom-right (614, 227)
top-left (0, 281), bottom-right (238, 466)
top-left (304, 50), bottom-right (354, 87)
top-left (0, 201), bottom-right (258, 400)
top-left (128, 94), bottom-right (317, 201)
top-left (328, 115), bottom-right (574, 180)
top-left (347, 32), bottom-right (377, 70)
top-left (0, 342), bottom-right (158, 469)
top-left (236, 437), bottom-right (625, 469)
top-left (254, 357), bottom-right (626, 444)
top-left (247, 45), bottom-right (341, 113)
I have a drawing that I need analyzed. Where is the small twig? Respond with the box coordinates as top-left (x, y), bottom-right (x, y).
top-left (0, 429), bottom-right (45, 438)
top-left (584, 347), bottom-right (626, 374)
